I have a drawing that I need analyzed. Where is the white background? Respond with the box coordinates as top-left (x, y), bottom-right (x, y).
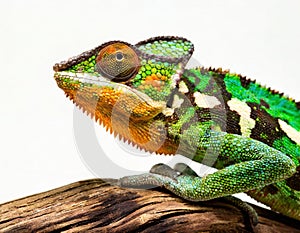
top-left (0, 0), bottom-right (300, 205)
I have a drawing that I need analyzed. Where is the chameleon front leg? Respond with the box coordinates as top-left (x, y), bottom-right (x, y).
top-left (124, 163), bottom-right (259, 227)
top-left (151, 163), bottom-right (258, 225)
top-left (119, 131), bottom-right (296, 202)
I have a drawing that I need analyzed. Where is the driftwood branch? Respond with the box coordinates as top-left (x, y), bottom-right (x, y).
top-left (0, 179), bottom-right (299, 232)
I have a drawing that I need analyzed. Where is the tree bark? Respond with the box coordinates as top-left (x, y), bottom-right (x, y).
top-left (0, 179), bottom-right (299, 233)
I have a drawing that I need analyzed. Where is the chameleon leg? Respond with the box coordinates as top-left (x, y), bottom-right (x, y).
top-left (119, 131), bottom-right (296, 201)
top-left (149, 163), bottom-right (258, 227)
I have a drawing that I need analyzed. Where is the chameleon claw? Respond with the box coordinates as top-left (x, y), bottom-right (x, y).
top-left (150, 163), bottom-right (180, 180)
top-left (150, 163), bottom-right (198, 178)
top-left (173, 163), bottom-right (199, 177)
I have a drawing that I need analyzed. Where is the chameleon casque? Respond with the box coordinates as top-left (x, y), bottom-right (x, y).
top-left (53, 36), bottom-right (300, 225)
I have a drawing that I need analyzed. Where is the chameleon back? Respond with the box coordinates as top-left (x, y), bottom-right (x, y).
top-left (181, 67), bottom-right (300, 220)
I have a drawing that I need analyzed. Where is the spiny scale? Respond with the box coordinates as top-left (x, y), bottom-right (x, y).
top-left (207, 67), bottom-right (288, 99)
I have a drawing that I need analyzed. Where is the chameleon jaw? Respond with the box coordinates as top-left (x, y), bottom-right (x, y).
top-left (54, 70), bottom-right (178, 154)
top-left (54, 71), bottom-right (166, 120)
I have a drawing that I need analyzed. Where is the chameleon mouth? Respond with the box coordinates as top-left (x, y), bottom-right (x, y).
top-left (54, 71), bottom-right (165, 109)
top-left (54, 71), bottom-right (109, 85)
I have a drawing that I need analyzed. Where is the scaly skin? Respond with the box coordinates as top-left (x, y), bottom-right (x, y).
top-left (53, 36), bottom-right (300, 222)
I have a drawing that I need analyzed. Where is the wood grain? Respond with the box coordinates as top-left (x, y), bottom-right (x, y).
top-left (0, 179), bottom-right (299, 232)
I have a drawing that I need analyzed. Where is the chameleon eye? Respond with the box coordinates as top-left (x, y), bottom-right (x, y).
top-left (95, 42), bottom-right (140, 82)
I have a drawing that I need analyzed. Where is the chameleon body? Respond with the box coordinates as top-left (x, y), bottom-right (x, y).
top-left (53, 36), bottom-right (300, 222)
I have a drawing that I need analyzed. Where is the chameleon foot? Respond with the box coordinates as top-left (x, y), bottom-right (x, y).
top-left (173, 163), bottom-right (199, 177)
top-left (150, 163), bottom-right (180, 180)
top-left (150, 163), bottom-right (198, 177)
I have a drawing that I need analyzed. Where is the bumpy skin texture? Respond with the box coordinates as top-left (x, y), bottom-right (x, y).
top-left (53, 36), bottom-right (300, 222)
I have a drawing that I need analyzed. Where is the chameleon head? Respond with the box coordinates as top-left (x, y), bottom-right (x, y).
top-left (53, 36), bottom-right (194, 153)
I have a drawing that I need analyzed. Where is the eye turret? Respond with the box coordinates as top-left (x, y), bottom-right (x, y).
top-left (95, 42), bottom-right (140, 82)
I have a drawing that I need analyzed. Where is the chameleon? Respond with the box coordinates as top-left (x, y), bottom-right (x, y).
top-left (53, 36), bottom-right (300, 226)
